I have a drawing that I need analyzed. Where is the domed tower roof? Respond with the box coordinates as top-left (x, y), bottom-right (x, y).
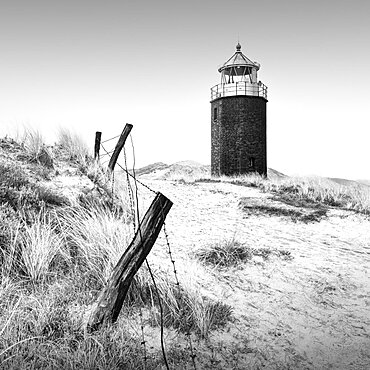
top-left (218, 43), bottom-right (260, 74)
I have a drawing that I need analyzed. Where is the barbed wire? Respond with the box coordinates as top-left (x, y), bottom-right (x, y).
top-left (100, 158), bottom-right (110, 166)
top-left (101, 134), bottom-right (121, 144)
top-left (99, 149), bottom-right (115, 158)
top-left (123, 146), bottom-right (137, 232)
top-left (111, 171), bottom-right (115, 208)
top-left (100, 143), bottom-right (157, 195)
top-left (129, 133), bottom-right (170, 370)
top-left (162, 223), bottom-right (197, 370)
top-left (98, 129), bottom-right (199, 369)
top-left (163, 223), bottom-right (180, 288)
top-left (121, 146), bottom-right (148, 369)
top-left (139, 307), bottom-right (148, 370)
top-left (186, 332), bottom-right (197, 369)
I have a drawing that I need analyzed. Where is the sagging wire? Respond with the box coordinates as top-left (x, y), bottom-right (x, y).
top-left (102, 138), bottom-right (148, 368)
top-left (161, 223), bottom-right (197, 370)
top-left (111, 171), bottom-right (115, 208)
top-left (123, 146), bottom-right (136, 232)
top-left (100, 129), bottom-right (196, 369)
top-left (100, 143), bottom-right (156, 195)
top-left (129, 133), bottom-right (170, 370)
top-left (101, 134), bottom-right (121, 144)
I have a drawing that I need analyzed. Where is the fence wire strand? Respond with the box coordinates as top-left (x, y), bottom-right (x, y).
top-left (162, 224), bottom-right (197, 370)
top-left (98, 128), bottom-right (199, 369)
top-left (129, 133), bottom-right (170, 370)
top-left (123, 147), bottom-right (136, 232)
top-left (101, 134), bottom-right (121, 144)
top-left (100, 143), bottom-right (157, 195)
top-left (122, 147), bottom-right (147, 368)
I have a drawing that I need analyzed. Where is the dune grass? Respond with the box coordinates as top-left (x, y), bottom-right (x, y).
top-left (57, 128), bottom-right (90, 168)
top-left (165, 168), bottom-right (370, 215)
top-left (127, 265), bottom-right (232, 338)
top-left (195, 238), bottom-right (293, 268)
top-left (19, 211), bottom-right (65, 283)
top-left (19, 128), bottom-right (54, 168)
top-left (58, 202), bottom-right (132, 287)
top-left (0, 198), bottom-right (232, 367)
top-left (0, 134), bottom-right (235, 368)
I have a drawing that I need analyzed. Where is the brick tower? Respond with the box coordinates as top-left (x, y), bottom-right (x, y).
top-left (211, 43), bottom-right (268, 176)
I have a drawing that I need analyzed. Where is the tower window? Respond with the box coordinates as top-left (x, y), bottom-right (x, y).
top-left (213, 107), bottom-right (218, 120)
top-left (249, 157), bottom-right (255, 169)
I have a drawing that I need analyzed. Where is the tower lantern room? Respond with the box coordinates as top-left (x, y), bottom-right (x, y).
top-left (211, 43), bottom-right (268, 176)
top-left (220, 42), bottom-right (259, 84)
top-left (211, 43), bottom-right (267, 100)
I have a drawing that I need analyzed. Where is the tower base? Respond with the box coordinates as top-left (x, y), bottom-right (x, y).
top-left (211, 95), bottom-right (267, 177)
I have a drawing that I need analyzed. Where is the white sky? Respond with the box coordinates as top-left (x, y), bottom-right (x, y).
top-left (0, 0), bottom-right (369, 180)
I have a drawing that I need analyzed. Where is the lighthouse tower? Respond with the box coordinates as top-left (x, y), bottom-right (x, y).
top-left (211, 43), bottom-right (268, 176)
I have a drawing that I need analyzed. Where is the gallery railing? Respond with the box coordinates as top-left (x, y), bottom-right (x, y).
top-left (210, 81), bottom-right (268, 100)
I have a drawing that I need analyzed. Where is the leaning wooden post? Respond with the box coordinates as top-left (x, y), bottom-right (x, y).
top-left (108, 124), bottom-right (133, 172)
top-left (87, 192), bottom-right (172, 332)
top-left (94, 131), bottom-right (102, 160)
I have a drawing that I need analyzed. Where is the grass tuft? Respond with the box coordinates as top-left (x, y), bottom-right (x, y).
top-left (58, 203), bottom-right (131, 287)
top-left (239, 199), bottom-right (328, 223)
top-left (20, 128), bottom-right (53, 168)
top-left (196, 239), bottom-right (293, 268)
top-left (163, 169), bottom-right (370, 215)
top-left (57, 128), bottom-right (90, 168)
top-left (128, 268), bottom-right (233, 338)
top-left (196, 239), bottom-right (253, 268)
top-left (19, 211), bottom-right (65, 283)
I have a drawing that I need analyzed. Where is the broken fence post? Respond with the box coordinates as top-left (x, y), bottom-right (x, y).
top-left (108, 123), bottom-right (133, 172)
top-left (87, 192), bottom-right (173, 332)
top-left (94, 131), bottom-right (102, 160)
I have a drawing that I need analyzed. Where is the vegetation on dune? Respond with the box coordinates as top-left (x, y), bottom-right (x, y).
top-left (1, 128), bottom-right (368, 369)
top-left (127, 268), bottom-right (233, 338)
top-left (195, 238), bottom-right (292, 268)
top-left (167, 169), bottom-right (370, 215)
top-left (0, 131), bottom-right (234, 369)
top-left (238, 198), bottom-right (328, 223)
top-left (56, 127), bottom-right (90, 166)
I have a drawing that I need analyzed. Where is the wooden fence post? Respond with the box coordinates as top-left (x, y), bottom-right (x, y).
top-left (108, 124), bottom-right (133, 172)
top-left (94, 131), bottom-right (102, 160)
top-left (87, 192), bottom-right (173, 332)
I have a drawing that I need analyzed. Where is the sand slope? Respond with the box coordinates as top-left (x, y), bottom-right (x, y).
top-left (140, 177), bottom-right (370, 369)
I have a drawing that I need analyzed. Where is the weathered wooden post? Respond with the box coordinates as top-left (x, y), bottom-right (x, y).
top-left (94, 131), bottom-right (102, 160)
top-left (87, 192), bottom-right (173, 332)
top-left (108, 124), bottom-right (133, 172)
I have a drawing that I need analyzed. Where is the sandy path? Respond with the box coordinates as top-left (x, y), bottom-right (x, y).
top-left (137, 179), bottom-right (370, 369)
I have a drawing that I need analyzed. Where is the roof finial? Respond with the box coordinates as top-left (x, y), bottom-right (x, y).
top-left (236, 42), bottom-right (241, 51)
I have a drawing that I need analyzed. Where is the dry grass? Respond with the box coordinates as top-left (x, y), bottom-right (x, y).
top-left (0, 129), bottom-right (240, 368)
top-left (20, 128), bottom-right (53, 167)
top-left (0, 177), bottom-right (230, 367)
top-left (164, 168), bottom-right (370, 214)
top-left (268, 176), bottom-right (370, 214)
top-left (196, 239), bottom-right (253, 268)
top-left (128, 266), bottom-right (233, 338)
top-left (3, 129), bottom-right (369, 368)
top-left (196, 238), bottom-right (292, 268)
top-left (58, 203), bottom-right (132, 286)
top-left (57, 128), bottom-right (90, 167)
top-left (238, 198), bottom-right (328, 223)
top-left (19, 212), bottom-right (65, 283)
